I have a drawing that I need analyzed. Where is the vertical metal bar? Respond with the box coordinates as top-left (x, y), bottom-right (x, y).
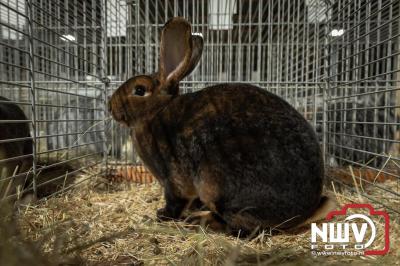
top-left (344, 0), bottom-right (352, 163)
top-left (27, 0), bottom-right (37, 197)
top-left (237, 0), bottom-right (242, 80)
top-left (267, 0), bottom-right (272, 82)
top-left (322, 0), bottom-right (331, 165)
top-left (247, 0), bottom-right (252, 82)
top-left (155, 0), bottom-right (159, 72)
top-left (145, 0), bottom-right (150, 73)
top-left (361, 0), bottom-right (369, 164)
top-left (102, 0), bottom-right (108, 174)
top-left (216, 0), bottom-right (220, 81)
top-left (136, 0), bottom-right (140, 74)
top-left (73, 0), bottom-right (79, 159)
top-left (174, 0), bottom-right (177, 16)
top-left (256, 0), bottom-right (261, 84)
top-left (227, 0), bottom-right (232, 82)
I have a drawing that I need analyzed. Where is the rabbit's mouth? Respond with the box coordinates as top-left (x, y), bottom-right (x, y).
top-left (110, 109), bottom-right (130, 127)
top-left (108, 94), bottom-right (134, 126)
top-left (108, 102), bottom-right (128, 126)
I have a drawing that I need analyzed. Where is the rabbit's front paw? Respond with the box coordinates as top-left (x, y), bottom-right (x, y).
top-left (157, 186), bottom-right (189, 221)
top-left (156, 207), bottom-right (179, 221)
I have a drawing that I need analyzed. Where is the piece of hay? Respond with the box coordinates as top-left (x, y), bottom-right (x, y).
top-left (12, 170), bottom-right (399, 265)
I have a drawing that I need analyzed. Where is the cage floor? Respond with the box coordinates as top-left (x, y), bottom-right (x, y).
top-left (3, 176), bottom-right (399, 265)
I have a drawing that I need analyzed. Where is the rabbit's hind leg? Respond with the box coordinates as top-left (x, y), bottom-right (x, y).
top-left (184, 210), bottom-right (227, 232)
top-left (184, 210), bottom-right (260, 237)
top-left (221, 211), bottom-right (266, 237)
top-left (195, 164), bottom-right (223, 214)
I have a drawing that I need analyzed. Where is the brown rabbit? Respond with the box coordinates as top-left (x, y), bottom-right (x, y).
top-left (109, 17), bottom-right (333, 234)
top-left (0, 96), bottom-right (33, 200)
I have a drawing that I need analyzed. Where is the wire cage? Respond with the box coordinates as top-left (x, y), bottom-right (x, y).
top-left (107, 0), bottom-right (328, 183)
top-left (324, 0), bottom-right (400, 213)
top-left (0, 0), bottom-right (399, 214)
top-left (0, 0), bottom-right (107, 199)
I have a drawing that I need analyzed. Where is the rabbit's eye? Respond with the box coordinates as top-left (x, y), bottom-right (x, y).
top-left (134, 85), bottom-right (146, 96)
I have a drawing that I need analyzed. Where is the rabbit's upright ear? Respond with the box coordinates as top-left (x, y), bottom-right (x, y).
top-left (182, 34), bottom-right (204, 78)
top-left (159, 17), bottom-right (203, 94)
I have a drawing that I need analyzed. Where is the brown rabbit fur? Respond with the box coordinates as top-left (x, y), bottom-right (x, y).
top-left (109, 17), bottom-right (328, 234)
top-left (0, 96), bottom-right (33, 200)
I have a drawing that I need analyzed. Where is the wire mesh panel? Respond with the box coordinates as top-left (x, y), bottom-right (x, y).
top-left (104, 0), bottom-right (139, 180)
top-left (324, 0), bottom-right (400, 213)
top-left (105, 0), bottom-right (328, 183)
top-left (0, 0), bottom-right (107, 201)
top-left (107, 0), bottom-right (399, 214)
top-left (0, 0), bottom-right (399, 212)
top-left (127, 0), bottom-right (326, 126)
top-left (0, 0), bottom-right (34, 199)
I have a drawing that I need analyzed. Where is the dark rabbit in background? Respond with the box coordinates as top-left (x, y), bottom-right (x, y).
top-left (109, 17), bottom-right (335, 233)
top-left (0, 96), bottom-right (33, 200)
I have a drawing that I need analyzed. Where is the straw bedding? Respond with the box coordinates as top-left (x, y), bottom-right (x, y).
top-left (1, 172), bottom-right (399, 265)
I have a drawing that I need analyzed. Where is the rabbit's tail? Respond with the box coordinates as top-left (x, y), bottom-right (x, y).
top-left (297, 195), bottom-right (338, 228)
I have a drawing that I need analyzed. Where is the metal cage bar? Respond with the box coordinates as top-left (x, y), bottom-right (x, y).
top-left (0, 0), bottom-right (107, 201)
top-left (0, 0), bottom-right (398, 214)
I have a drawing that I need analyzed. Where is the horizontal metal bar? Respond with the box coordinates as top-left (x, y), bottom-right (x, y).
top-left (32, 69), bottom-right (102, 89)
top-left (37, 167), bottom-right (103, 200)
top-left (327, 87), bottom-right (400, 101)
top-left (36, 119), bottom-right (103, 123)
top-left (327, 143), bottom-right (400, 161)
top-left (35, 160), bottom-right (101, 189)
top-left (31, 36), bottom-right (100, 68)
top-left (33, 53), bottom-right (102, 80)
top-left (328, 51), bottom-right (400, 80)
top-left (0, 170), bottom-right (33, 184)
top-left (35, 102), bottom-right (103, 111)
top-left (0, 80), bottom-right (32, 88)
top-left (326, 131), bottom-right (400, 144)
top-left (34, 86), bottom-right (101, 100)
top-left (0, 100), bottom-right (31, 105)
top-left (326, 121), bottom-right (399, 126)
top-left (0, 120), bottom-right (31, 123)
top-left (0, 40), bottom-right (30, 54)
top-left (0, 136), bottom-right (33, 144)
top-left (37, 140), bottom-right (105, 155)
top-left (327, 155), bottom-right (400, 181)
top-left (326, 104), bottom-right (400, 112)
top-left (0, 20), bottom-right (28, 37)
top-left (325, 32), bottom-right (400, 69)
top-left (0, 60), bottom-right (31, 72)
top-left (37, 130), bottom-right (104, 139)
top-left (0, 2), bottom-right (29, 19)
top-left (30, 1), bottom-right (97, 44)
top-left (0, 153), bottom-right (32, 164)
top-left (32, 20), bottom-right (102, 59)
top-left (329, 5), bottom-right (400, 50)
top-left (36, 152), bottom-right (103, 172)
